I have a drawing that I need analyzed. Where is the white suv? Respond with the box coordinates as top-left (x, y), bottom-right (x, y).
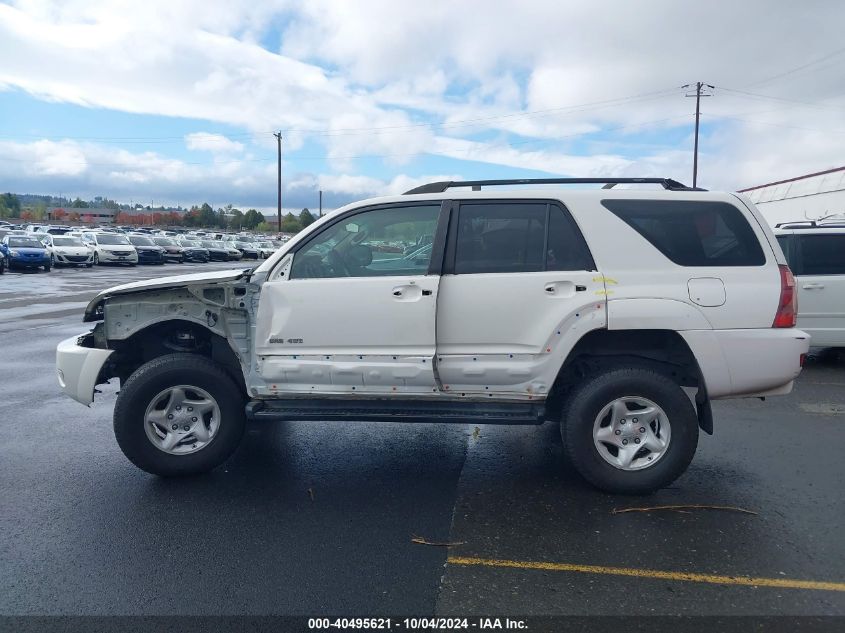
top-left (774, 221), bottom-right (845, 348)
top-left (55, 178), bottom-right (809, 494)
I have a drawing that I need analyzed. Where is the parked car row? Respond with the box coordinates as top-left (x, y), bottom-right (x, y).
top-left (0, 228), bottom-right (284, 273)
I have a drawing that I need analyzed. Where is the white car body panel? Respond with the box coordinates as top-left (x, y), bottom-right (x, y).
top-left (255, 274), bottom-right (440, 394)
top-left (435, 270), bottom-right (605, 396)
top-left (56, 334), bottom-right (114, 406)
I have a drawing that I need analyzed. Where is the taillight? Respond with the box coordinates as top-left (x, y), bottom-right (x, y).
top-left (773, 264), bottom-right (797, 328)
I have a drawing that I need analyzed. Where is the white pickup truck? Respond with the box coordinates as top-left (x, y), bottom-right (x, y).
top-left (56, 178), bottom-right (809, 493)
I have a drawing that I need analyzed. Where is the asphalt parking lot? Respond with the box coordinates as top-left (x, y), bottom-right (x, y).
top-left (1, 263), bottom-right (844, 617)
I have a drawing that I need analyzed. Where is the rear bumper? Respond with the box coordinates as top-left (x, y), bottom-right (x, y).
top-left (680, 328), bottom-right (810, 399)
top-left (56, 333), bottom-right (114, 406)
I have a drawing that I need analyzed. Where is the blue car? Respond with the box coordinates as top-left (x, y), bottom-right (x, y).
top-left (0, 235), bottom-right (52, 271)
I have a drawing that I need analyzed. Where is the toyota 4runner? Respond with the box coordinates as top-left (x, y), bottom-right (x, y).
top-left (56, 178), bottom-right (809, 494)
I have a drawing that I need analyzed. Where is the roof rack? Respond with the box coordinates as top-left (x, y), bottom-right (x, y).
top-left (775, 220), bottom-right (845, 229)
top-left (403, 177), bottom-right (704, 195)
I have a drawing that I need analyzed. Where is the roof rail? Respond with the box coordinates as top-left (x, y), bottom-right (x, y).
top-left (775, 221), bottom-right (845, 229)
top-left (403, 177), bottom-right (704, 195)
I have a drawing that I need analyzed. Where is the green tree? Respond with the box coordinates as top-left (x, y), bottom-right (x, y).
top-left (0, 193), bottom-right (21, 217)
top-left (280, 212), bottom-right (301, 233)
top-left (198, 202), bottom-right (217, 227)
top-left (228, 209), bottom-right (244, 230)
top-left (71, 197), bottom-right (89, 208)
top-left (299, 208), bottom-right (316, 228)
top-left (243, 208), bottom-right (265, 230)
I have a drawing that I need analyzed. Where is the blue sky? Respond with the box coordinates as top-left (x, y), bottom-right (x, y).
top-left (0, 0), bottom-right (843, 213)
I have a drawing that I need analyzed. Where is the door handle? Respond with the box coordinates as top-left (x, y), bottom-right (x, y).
top-left (802, 283), bottom-right (825, 289)
top-left (393, 290), bottom-right (402, 296)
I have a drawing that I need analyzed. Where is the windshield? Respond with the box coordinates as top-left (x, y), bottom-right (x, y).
top-left (97, 234), bottom-right (130, 245)
top-left (128, 236), bottom-right (155, 246)
top-left (200, 241), bottom-right (219, 248)
top-left (53, 237), bottom-right (85, 247)
top-left (258, 242), bottom-right (274, 248)
top-left (180, 240), bottom-right (199, 247)
top-left (154, 238), bottom-right (176, 246)
top-left (8, 237), bottom-right (44, 248)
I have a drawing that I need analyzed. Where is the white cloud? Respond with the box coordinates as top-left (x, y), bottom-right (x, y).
top-left (0, 0), bottom-right (844, 203)
top-left (185, 132), bottom-right (245, 154)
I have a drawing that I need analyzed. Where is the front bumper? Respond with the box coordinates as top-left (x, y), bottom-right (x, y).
top-left (99, 251), bottom-right (138, 264)
top-left (55, 253), bottom-right (93, 265)
top-left (56, 333), bottom-right (114, 406)
top-left (9, 255), bottom-right (50, 268)
top-left (137, 251), bottom-right (165, 264)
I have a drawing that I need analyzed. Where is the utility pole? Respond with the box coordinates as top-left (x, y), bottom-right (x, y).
top-left (273, 131), bottom-right (282, 232)
top-left (683, 82), bottom-right (714, 188)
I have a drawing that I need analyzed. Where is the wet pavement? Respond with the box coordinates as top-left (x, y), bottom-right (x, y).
top-left (1, 263), bottom-right (843, 616)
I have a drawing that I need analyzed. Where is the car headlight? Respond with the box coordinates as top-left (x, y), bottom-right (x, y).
top-left (9, 250), bottom-right (19, 256)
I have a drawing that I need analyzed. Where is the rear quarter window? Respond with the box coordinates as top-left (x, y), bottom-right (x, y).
top-left (601, 199), bottom-right (766, 266)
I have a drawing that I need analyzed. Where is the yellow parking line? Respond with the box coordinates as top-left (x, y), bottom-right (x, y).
top-left (447, 556), bottom-right (845, 592)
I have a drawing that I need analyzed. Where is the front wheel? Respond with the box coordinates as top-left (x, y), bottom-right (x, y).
top-left (561, 367), bottom-right (698, 494)
top-left (93, 252), bottom-right (99, 265)
top-left (114, 354), bottom-right (246, 476)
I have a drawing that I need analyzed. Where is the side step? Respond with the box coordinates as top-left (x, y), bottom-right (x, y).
top-left (246, 398), bottom-right (546, 425)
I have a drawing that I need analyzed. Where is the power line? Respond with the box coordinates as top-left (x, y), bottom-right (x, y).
top-left (702, 113), bottom-right (845, 135)
top-left (0, 88), bottom-right (682, 143)
top-left (0, 114), bottom-right (694, 167)
top-left (748, 46), bottom-right (845, 88)
top-left (715, 87), bottom-right (845, 112)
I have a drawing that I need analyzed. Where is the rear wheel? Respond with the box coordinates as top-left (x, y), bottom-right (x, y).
top-left (561, 367), bottom-right (698, 494)
top-left (114, 353), bottom-right (246, 476)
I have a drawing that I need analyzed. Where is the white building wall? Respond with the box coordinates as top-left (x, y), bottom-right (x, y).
top-left (740, 168), bottom-right (845, 226)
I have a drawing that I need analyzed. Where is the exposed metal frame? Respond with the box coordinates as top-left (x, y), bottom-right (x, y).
top-left (404, 177), bottom-right (704, 195)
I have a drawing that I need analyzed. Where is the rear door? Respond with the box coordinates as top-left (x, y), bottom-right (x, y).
top-left (435, 199), bottom-right (602, 396)
top-left (794, 232), bottom-right (845, 347)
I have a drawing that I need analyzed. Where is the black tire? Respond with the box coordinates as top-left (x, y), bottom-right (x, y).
top-left (44, 263), bottom-right (51, 272)
top-left (113, 353), bottom-right (246, 476)
top-left (93, 252), bottom-right (99, 265)
top-left (86, 263), bottom-right (93, 268)
top-left (561, 367), bottom-right (698, 495)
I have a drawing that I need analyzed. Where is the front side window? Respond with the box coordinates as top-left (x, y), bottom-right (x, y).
top-left (797, 234), bottom-right (845, 275)
top-left (290, 204), bottom-right (440, 279)
top-left (602, 199), bottom-right (765, 266)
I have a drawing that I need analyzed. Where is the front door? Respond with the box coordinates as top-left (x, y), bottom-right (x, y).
top-left (255, 202), bottom-right (444, 395)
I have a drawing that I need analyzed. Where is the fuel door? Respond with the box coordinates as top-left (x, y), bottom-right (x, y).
top-left (688, 277), bottom-right (726, 307)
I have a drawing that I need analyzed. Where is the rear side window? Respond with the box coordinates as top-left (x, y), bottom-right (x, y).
top-left (452, 202), bottom-right (593, 274)
top-left (601, 199), bottom-right (765, 266)
top-left (797, 235), bottom-right (845, 275)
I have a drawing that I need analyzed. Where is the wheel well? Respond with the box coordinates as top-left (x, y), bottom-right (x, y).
top-left (104, 319), bottom-right (247, 393)
top-left (547, 329), bottom-right (710, 431)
